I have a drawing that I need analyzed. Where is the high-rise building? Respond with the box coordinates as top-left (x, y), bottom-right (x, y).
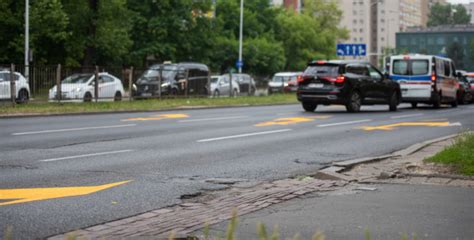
top-left (270, 0), bottom-right (302, 13)
top-left (464, 2), bottom-right (474, 24)
top-left (337, 0), bottom-right (427, 65)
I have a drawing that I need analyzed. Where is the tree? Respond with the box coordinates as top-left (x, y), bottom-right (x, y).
top-left (447, 41), bottom-right (464, 69)
top-left (428, 3), bottom-right (471, 27)
top-left (275, 0), bottom-right (348, 70)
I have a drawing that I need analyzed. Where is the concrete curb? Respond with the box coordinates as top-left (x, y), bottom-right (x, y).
top-left (0, 102), bottom-right (298, 119)
top-left (315, 133), bottom-right (465, 181)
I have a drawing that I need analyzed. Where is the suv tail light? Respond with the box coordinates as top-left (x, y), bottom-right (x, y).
top-left (335, 75), bottom-right (345, 83)
top-left (297, 75), bottom-right (303, 83)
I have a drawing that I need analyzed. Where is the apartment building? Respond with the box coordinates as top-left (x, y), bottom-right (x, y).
top-left (337, 0), bottom-right (427, 65)
top-left (270, 0), bottom-right (303, 13)
top-left (464, 1), bottom-right (474, 24)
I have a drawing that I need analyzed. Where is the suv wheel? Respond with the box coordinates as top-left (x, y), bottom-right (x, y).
top-left (346, 91), bottom-right (362, 113)
top-left (411, 102), bottom-right (418, 108)
top-left (465, 92), bottom-right (473, 103)
top-left (389, 92), bottom-right (398, 112)
top-left (302, 102), bottom-right (317, 112)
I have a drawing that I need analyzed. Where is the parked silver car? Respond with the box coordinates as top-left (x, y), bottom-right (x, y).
top-left (211, 75), bottom-right (240, 97)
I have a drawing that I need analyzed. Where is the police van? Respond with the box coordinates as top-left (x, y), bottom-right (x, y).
top-left (386, 54), bottom-right (459, 108)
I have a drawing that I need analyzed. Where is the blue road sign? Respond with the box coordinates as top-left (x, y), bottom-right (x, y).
top-left (236, 60), bottom-right (244, 69)
top-left (337, 44), bottom-right (367, 57)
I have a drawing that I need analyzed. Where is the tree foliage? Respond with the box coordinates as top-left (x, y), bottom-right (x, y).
top-left (0, 0), bottom-right (347, 77)
top-left (428, 3), bottom-right (471, 27)
top-left (447, 41), bottom-right (465, 69)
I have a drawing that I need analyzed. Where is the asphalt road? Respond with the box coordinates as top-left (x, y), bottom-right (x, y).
top-left (0, 103), bottom-right (473, 239)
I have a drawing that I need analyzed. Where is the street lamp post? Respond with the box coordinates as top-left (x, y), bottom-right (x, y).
top-left (238, 0), bottom-right (243, 74)
top-left (25, 0), bottom-right (29, 81)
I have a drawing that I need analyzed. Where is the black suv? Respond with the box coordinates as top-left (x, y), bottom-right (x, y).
top-left (135, 62), bottom-right (209, 98)
top-left (297, 61), bottom-right (401, 112)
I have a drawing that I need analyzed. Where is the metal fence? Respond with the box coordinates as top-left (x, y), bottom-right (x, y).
top-left (0, 64), bottom-right (271, 105)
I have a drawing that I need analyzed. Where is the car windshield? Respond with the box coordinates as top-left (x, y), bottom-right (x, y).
top-left (139, 66), bottom-right (178, 82)
top-left (211, 77), bottom-right (219, 83)
top-left (466, 76), bottom-right (474, 84)
top-left (62, 74), bottom-right (92, 84)
top-left (304, 66), bottom-right (339, 77)
top-left (392, 60), bottom-right (429, 76)
top-left (272, 76), bottom-right (288, 83)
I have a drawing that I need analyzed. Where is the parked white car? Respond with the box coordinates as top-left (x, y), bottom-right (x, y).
top-left (211, 75), bottom-right (240, 97)
top-left (268, 72), bottom-right (302, 94)
top-left (49, 73), bottom-right (125, 102)
top-left (0, 71), bottom-right (30, 103)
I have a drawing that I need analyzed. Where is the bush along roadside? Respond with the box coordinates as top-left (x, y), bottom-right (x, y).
top-left (425, 132), bottom-right (474, 176)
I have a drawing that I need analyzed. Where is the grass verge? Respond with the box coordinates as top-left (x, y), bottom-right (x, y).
top-left (0, 94), bottom-right (298, 116)
top-left (425, 132), bottom-right (474, 176)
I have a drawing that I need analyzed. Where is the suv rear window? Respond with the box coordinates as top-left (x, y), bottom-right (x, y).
top-left (304, 65), bottom-right (339, 77)
top-left (392, 60), bottom-right (429, 76)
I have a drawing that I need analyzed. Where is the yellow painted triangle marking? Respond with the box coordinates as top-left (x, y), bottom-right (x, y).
top-left (122, 114), bottom-right (189, 121)
top-left (255, 117), bottom-right (315, 127)
top-left (0, 180), bottom-right (131, 206)
top-left (359, 122), bottom-right (451, 131)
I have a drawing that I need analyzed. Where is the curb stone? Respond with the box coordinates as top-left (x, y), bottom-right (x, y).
top-left (316, 133), bottom-right (466, 181)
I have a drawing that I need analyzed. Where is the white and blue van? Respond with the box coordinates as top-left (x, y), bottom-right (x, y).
top-left (386, 54), bottom-right (459, 108)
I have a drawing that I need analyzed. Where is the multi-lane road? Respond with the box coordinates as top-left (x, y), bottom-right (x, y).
top-left (1, 103), bottom-right (473, 239)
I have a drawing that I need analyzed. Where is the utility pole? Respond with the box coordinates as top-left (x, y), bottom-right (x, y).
top-left (238, 0), bottom-right (244, 73)
top-left (25, 0), bottom-right (29, 81)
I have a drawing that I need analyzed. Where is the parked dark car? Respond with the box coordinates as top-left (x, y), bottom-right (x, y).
top-left (456, 71), bottom-right (474, 104)
top-left (297, 60), bottom-right (401, 112)
top-left (134, 62), bottom-right (209, 98)
top-left (228, 73), bottom-right (256, 96)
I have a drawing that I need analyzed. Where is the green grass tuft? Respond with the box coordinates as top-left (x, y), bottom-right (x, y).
top-left (425, 132), bottom-right (474, 176)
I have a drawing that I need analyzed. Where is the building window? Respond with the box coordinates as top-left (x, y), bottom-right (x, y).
top-left (437, 37), bottom-right (445, 45)
top-left (427, 38), bottom-right (434, 45)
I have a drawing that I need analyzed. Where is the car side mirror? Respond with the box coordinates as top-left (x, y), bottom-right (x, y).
top-left (90, 81), bottom-right (96, 86)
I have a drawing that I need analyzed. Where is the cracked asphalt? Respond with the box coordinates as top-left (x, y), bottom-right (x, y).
top-left (0, 103), bottom-right (473, 239)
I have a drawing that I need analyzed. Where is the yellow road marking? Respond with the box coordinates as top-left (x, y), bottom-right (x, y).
top-left (359, 122), bottom-right (451, 131)
top-left (123, 114), bottom-right (189, 121)
top-left (0, 180), bottom-right (131, 206)
top-left (255, 116), bottom-right (330, 127)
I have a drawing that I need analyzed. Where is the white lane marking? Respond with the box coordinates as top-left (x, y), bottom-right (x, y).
top-left (448, 122), bottom-right (462, 127)
top-left (317, 119), bottom-right (372, 128)
top-left (390, 113), bottom-right (424, 119)
top-left (12, 124), bottom-right (137, 136)
top-left (40, 150), bottom-right (134, 162)
top-left (197, 129), bottom-right (292, 143)
top-left (179, 116), bottom-right (247, 123)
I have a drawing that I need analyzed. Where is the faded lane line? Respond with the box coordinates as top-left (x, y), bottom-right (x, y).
top-left (179, 116), bottom-right (248, 123)
top-left (12, 124), bottom-right (137, 136)
top-left (197, 129), bottom-right (292, 143)
top-left (40, 150), bottom-right (133, 162)
top-left (317, 119), bottom-right (372, 128)
top-left (390, 113), bottom-right (424, 119)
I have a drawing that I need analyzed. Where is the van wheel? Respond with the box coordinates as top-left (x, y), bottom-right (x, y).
top-left (346, 91), bottom-right (362, 113)
top-left (302, 102), bottom-right (317, 112)
top-left (433, 92), bottom-right (441, 109)
top-left (389, 92), bottom-right (398, 112)
top-left (464, 92), bottom-right (473, 103)
top-left (16, 89), bottom-right (29, 104)
top-left (84, 92), bottom-right (93, 102)
top-left (114, 91), bottom-right (122, 101)
top-left (411, 103), bottom-right (418, 108)
top-left (451, 99), bottom-right (458, 108)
